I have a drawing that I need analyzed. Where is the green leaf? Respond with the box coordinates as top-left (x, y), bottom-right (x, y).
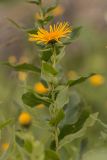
top-left (70, 26), bottom-right (82, 40)
top-left (67, 73), bottom-right (96, 87)
top-left (44, 16), bottom-right (54, 24)
top-left (83, 148), bottom-right (107, 160)
top-left (41, 48), bottom-right (52, 62)
top-left (50, 109), bottom-right (65, 126)
top-left (7, 18), bottom-right (25, 30)
top-left (28, 0), bottom-right (41, 5)
top-left (62, 26), bottom-right (82, 45)
top-left (45, 5), bottom-right (57, 13)
top-left (24, 139), bottom-right (33, 153)
top-left (45, 149), bottom-right (60, 160)
top-left (59, 109), bottom-right (90, 140)
top-left (55, 86), bottom-right (69, 108)
top-left (56, 46), bottom-right (65, 63)
top-left (0, 119), bottom-right (12, 130)
top-left (63, 91), bottom-right (81, 124)
top-left (1, 62), bottom-right (41, 73)
top-left (26, 28), bottom-right (37, 34)
top-left (41, 62), bottom-right (57, 81)
top-left (22, 92), bottom-right (50, 107)
top-left (15, 135), bottom-right (24, 147)
top-left (58, 113), bottom-right (98, 149)
top-left (43, 62), bottom-right (57, 75)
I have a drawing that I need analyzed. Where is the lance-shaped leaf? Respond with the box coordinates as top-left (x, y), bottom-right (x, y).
top-left (59, 109), bottom-right (90, 140)
top-left (0, 119), bottom-right (12, 130)
top-left (45, 149), bottom-right (60, 160)
top-left (70, 26), bottom-right (82, 40)
top-left (44, 16), bottom-right (54, 24)
top-left (22, 92), bottom-right (50, 108)
top-left (55, 86), bottom-right (69, 109)
top-left (41, 62), bottom-right (58, 82)
top-left (26, 28), bottom-right (37, 34)
top-left (42, 62), bottom-right (57, 75)
top-left (28, 0), bottom-right (41, 5)
top-left (58, 113), bottom-right (98, 150)
top-left (62, 26), bottom-right (82, 45)
top-left (2, 62), bottom-right (41, 73)
top-left (67, 73), bottom-right (95, 87)
top-left (7, 18), bottom-right (26, 30)
top-left (41, 48), bottom-right (53, 62)
top-left (45, 5), bottom-right (57, 14)
top-left (50, 109), bottom-right (65, 126)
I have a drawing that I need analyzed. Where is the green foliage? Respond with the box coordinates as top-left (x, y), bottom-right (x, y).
top-left (67, 73), bottom-right (96, 87)
top-left (58, 113), bottom-right (98, 149)
top-left (59, 109), bottom-right (90, 140)
top-left (41, 61), bottom-right (58, 82)
top-left (1, 62), bottom-right (41, 73)
top-left (22, 92), bottom-right (50, 107)
top-left (50, 109), bottom-right (65, 126)
top-left (28, 0), bottom-right (41, 5)
top-left (41, 47), bottom-right (53, 62)
top-left (45, 149), bottom-right (60, 160)
top-left (0, 119), bottom-right (12, 130)
top-left (55, 86), bottom-right (69, 109)
top-left (45, 5), bottom-right (57, 14)
top-left (62, 26), bottom-right (82, 45)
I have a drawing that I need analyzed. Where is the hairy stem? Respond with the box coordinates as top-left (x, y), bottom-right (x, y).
top-left (50, 44), bottom-right (59, 151)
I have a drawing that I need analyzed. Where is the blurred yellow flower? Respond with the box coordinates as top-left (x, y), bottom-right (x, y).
top-left (18, 112), bottom-right (32, 126)
top-left (19, 56), bottom-right (29, 63)
top-left (8, 56), bottom-right (17, 64)
top-left (2, 143), bottom-right (9, 151)
top-left (18, 72), bottom-right (27, 81)
top-left (89, 74), bottom-right (105, 86)
top-left (34, 82), bottom-right (48, 94)
top-left (52, 5), bottom-right (64, 17)
top-left (35, 12), bottom-right (42, 20)
top-left (67, 70), bottom-right (78, 80)
top-left (36, 104), bottom-right (45, 109)
top-left (29, 22), bottom-right (72, 44)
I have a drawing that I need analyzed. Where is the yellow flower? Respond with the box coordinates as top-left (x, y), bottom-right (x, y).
top-left (8, 56), bottom-right (17, 64)
top-left (2, 143), bottom-right (9, 151)
top-left (19, 56), bottom-right (29, 63)
top-left (52, 5), bottom-right (64, 17)
top-left (29, 22), bottom-right (72, 44)
top-left (35, 12), bottom-right (42, 20)
top-left (89, 74), bottom-right (105, 86)
top-left (18, 72), bottom-right (27, 81)
top-left (67, 70), bottom-right (78, 80)
top-left (36, 104), bottom-right (45, 109)
top-left (34, 82), bottom-right (48, 94)
top-left (18, 112), bottom-right (32, 126)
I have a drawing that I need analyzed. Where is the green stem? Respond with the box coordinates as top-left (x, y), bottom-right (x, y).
top-left (49, 44), bottom-right (59, 151)
top-left (52, 44), bottom-right (56, 68)
top-left (54, 126), bottom-right (59, 151)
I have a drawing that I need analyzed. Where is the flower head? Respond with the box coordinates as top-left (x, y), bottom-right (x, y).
top-left (18, 112), bottom-right (32, 127)
top-left (18, 72), bottom-right (27, 81)
top-left (67, 70), bottom-right (78, 80)
top-left (2, 143), bottom-right (9, 151)
top-left (36, 104), bottom-right (45, 109)
top-left (29, 22), bottom-right (72, 44)
top-left (89, 74), bottom-right (105, 86)
top-left (8, 56), bottom-right (17, 64)
top-left (34, 82), bottom-right (48, 94)
top-left (52, 5), bottom-right (64, 17)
